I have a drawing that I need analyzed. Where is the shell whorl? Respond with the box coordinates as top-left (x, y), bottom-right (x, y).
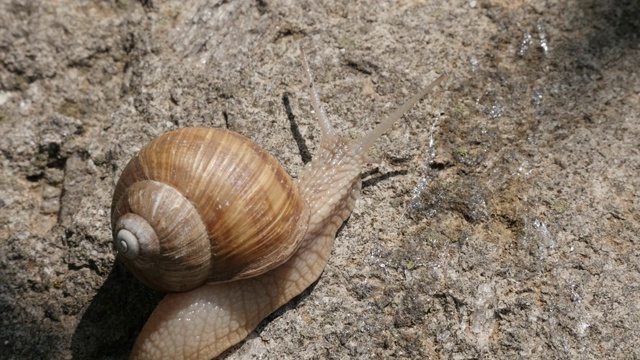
top-left (110, 127), bottom-right (310, 292)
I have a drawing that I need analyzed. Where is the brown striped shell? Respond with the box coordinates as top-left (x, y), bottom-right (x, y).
top-left (110, 127), bottom-right (310, 292)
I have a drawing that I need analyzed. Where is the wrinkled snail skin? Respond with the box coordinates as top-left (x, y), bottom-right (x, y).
top-left (122, 54), bottom-right (447, 359)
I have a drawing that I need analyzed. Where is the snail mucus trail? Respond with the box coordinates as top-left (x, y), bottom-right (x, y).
top-left (110, 50), bottom-right (446, 359)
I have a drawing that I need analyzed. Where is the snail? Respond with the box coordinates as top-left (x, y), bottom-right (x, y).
top-left (110, 51), bottom-right (446, 359)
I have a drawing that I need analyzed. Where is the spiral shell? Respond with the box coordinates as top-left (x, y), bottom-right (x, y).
top-left (110, 127), bottom-right (310, 292)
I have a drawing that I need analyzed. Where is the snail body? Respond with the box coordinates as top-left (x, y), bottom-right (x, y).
top-left (112, 52), bottom-right (445, 359)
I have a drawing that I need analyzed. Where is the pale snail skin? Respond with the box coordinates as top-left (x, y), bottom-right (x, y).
top-left (117, 53), bottom-right (446, 359)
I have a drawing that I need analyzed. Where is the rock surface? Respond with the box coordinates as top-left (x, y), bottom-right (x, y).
top-left (1, 0), bottom-right (638, 359)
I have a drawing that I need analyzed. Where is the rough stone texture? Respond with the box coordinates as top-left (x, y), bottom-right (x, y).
top-left (1, 0), bottom-right (638, 359)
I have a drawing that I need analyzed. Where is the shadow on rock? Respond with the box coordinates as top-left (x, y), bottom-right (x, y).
top-left (581, 0), bottom-right (640, 52)
top-left (71, 261), bottom-right (163, 360)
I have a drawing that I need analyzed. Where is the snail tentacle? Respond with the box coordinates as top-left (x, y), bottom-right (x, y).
top-left (302, 48), bottom-right (336, 140)
top-left (356, 73), bottom-right (447, 155)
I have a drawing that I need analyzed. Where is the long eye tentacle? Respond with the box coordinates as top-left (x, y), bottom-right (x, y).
top-left (356, 73), bottom-right (447, 155)
top-left (302, 47), bottom-right (336, 140)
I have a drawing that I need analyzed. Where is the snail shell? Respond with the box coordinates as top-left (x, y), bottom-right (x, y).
top-left (110, 127), bottom-right (310, 292)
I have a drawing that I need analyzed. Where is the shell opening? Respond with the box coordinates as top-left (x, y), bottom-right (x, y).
top-left (113, 212), bottom-right (159, 261)
top-left (116, 229), bottom-right (140, 259)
